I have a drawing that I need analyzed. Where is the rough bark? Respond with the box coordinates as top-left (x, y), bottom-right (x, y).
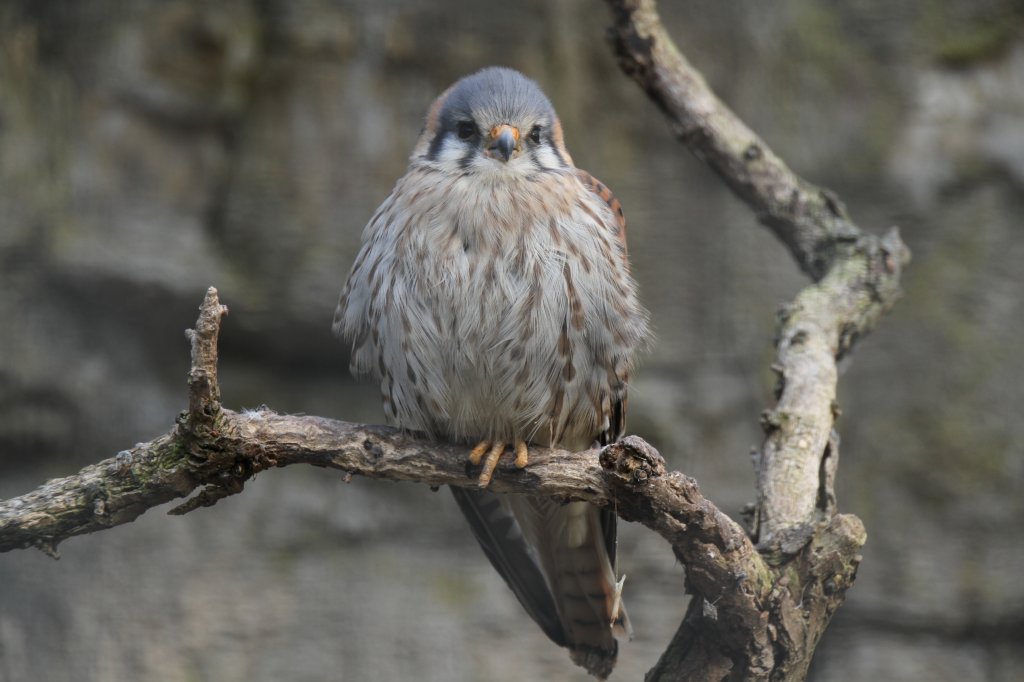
top-left (0, 2), bottom-right (909, 680)
top-left (0, 291), bottom-right (776, 630)
top-left (0, 282), bottom-right (873, 681)
top-left (603, 0), bottom-right (908, 679)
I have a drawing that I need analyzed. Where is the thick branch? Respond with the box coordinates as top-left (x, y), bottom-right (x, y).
top-left (0, 287), bottom-right (800, 678)
top-left (756, 233), bottom-right (905, 552)
top-left (0, 407), bottom-right (773, 637)
top-left (604, 0), bottom-right (909, 549)
top-left (0, 287), bottom-right (769, 611)
top-left (1, 6), bottom-right (905, 679)
top-left (606, 0), bottom-right (868, 280)
top-left (0, 433), bottom-right (193, 558)
top-left (604, 1), bottom-right (905, 678)
top-left (0, 285), bottom-right (866, 680)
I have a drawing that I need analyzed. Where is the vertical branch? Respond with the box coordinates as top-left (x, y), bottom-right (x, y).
top-left (604, 0), bottom-right (908, 549)
top-left (756, 245), bottom-right (904, 551)
top-left (605, 0), bottom-right (908, 678)
top-left (185, 286), bottom-right (229, 422)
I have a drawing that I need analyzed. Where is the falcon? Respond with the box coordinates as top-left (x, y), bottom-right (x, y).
top-left (333, 67), bottom-right (649, 678)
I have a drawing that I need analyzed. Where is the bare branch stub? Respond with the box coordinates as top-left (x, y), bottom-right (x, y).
top-left (185, 286), bottom-right (229, 421)
top-left (0, 4), bottom-right (909, 676)
top-left (0, 287), bottom-right (239, 554)
top-left (176, 286), bottom-right (256, 508)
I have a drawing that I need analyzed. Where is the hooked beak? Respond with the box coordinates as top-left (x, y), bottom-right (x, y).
top-left (488, 124), bottom-right (520, 162)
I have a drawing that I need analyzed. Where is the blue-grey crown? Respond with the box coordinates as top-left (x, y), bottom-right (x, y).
top-left (440, 67), bottom-right (556, 128)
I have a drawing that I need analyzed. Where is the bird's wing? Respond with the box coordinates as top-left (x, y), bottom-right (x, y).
top-left (452, 485), bottom-right (628, 680)
top-left (575, 167), bottom-right (633, 576)
top-left (449, 486), bottom-right (567, 647)
top-left (574, 168), bottom-right (630, 263)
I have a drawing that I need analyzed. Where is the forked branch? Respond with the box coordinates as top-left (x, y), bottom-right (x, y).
top-left (604, 1), bottom-right (907, 678)
top-left (0, 290), bottom-right (774, 639)
top-left (0, 3), bottom-right (907, 680)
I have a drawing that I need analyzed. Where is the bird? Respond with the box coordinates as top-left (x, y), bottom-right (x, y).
top-left (333, 66), bottom-right (649, 678)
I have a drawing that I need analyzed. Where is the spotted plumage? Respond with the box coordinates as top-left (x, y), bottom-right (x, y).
top-left (333, 67), bottom-right (649, 678)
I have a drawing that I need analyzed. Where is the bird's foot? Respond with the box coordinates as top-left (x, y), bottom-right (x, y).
top-left (468, 439), bottom-right (529, 487)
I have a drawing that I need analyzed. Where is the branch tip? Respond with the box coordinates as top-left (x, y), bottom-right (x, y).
top-left (600, 435), bottom-right (666, 484)
top-left (0, 4), bottom-right (912, 678)
top-left (186, 286), bottom-right (229, 422)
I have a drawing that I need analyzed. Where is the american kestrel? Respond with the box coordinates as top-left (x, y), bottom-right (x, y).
top-left (333, 67), bottom-right (648, 678)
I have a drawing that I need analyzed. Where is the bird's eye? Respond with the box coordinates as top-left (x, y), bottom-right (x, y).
top-left (456, 121), bottom-right (477, 139)
top-left (529, 125), bottom-right (543, 144)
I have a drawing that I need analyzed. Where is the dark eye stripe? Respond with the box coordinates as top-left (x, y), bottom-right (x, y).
top-left (425, 129), bottom-right (447, 161)
top-left (425, 122), bottom-right (569, 170)
top-left (522, 133), bottom-right (570, 172)
top-left (458, 145), bottom-right (477, 170)
top-left (425, 127), bottom-right (475, 162)
top-left (546, 132), bottom-right (569, 168)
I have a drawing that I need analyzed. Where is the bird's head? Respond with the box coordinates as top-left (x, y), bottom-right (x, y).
top-left (414, 67), bottom-right (574, 176)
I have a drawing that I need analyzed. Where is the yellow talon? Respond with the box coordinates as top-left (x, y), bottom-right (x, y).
top-left (468, 439), bottom-right (530, 487)
top-left (468, 440), bottom-right (491, 466)
top-left (514, 440), bottom-right (529, 469)
top-left (477, 442), bottom-right (506, 487)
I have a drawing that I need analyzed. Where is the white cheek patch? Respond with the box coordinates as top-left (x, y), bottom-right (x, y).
top-left (427, 134), bottom-right (567, 177)
top-left (532, 144), bottom-right (566, 171)
top-left (433, 135), bottom-right (474, 167)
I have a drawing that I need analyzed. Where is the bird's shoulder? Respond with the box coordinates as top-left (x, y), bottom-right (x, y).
top-left (573, 168), bottom-right (628, 252)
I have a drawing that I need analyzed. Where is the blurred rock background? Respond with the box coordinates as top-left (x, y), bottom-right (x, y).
top-left (1, 1), bottom-right (1022, 680)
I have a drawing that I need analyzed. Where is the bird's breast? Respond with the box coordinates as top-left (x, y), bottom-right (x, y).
top-left (366, 168), bottom-right (644, 446)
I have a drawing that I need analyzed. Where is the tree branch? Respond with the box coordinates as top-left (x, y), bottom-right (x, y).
top-left (0, 290), bottom-right (774, 635)
top-left (604, 0), bottom-right (909, 548)
top-left (0, 287), bottom-right (865, 682)
top-left (755, 235), bottom-right (905, 554)
top-left (603, 0), bottom-right (908, 678)
top-left (1, 3), bottom-right (908, 679)
top-left (605, 0), bottom-right (885, 281)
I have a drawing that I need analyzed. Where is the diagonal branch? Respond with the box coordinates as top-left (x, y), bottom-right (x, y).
top-left (603, 1), bottom-right (907, 679)
top-left (605, 0), bottom-right (876, 281)
top-left (1, 4), bottom-right (906, 679)
top-left (604, 0), bottom-right (909, 551)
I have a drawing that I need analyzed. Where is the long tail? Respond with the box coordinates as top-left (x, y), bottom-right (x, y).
top-left (451, 487), bottom-right (630, 679)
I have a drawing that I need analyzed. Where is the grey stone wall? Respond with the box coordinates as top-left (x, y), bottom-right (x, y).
top-left (1, 1), bottom-right (1022, 680)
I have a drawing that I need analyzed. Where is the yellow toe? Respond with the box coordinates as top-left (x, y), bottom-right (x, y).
top-left (514, 440), bottom-right (529, 469)
top-left (477, 441), bottom-right (506, 488)
top-left (468, 440), bottom-right (491, 466)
